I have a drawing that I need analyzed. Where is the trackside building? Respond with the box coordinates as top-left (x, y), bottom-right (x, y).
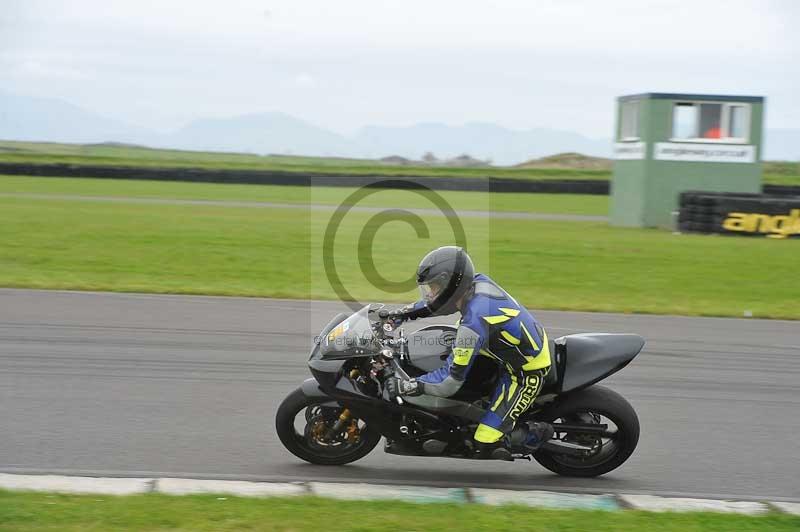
top-left (610, 93), bottom-right (764, 227)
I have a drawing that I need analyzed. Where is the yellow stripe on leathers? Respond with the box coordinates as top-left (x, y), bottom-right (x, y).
top-left (500, 330), bottom-right (521, 345)
top-left (479, 348), bottom-right (501, 361)
top-left (453, 347), bottom-right (473, 366)
top-left (521, 330), bottom-right (551, 371)
top-left (474, 423), bottom-right (504, 443)
top-left (520, 322), bottom-right (540, 351)
top-left (491, 384), bottom-right (506, 411)
top-left (483, 314), bottom-right (510, 325)
top-left (507, 377), bottom-right (518, 400)
top-left (484, 306), bottom-right (521, 326)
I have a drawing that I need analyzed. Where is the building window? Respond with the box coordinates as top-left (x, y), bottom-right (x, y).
top-left (672, 103), bottom-right (698, 139)
top-left (728, 105), bottom-right (747, 139)
top-left (670, 101), bottom-right (750, 142)
top-left (698, 103), bottom-right (722, 138)
top-left (619, 101), bottom-right (640, 140)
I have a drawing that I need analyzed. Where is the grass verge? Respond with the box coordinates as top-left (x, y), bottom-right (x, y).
top-left (0, 175), bottom-right (609, 216)
top-left (1, 491), bottom-right (797, 532)
top-left (1, 194), bottom-right (798, 319)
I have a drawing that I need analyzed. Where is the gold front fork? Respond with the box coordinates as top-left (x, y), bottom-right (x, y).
top-left (325, 408), bottom-right (352, 439)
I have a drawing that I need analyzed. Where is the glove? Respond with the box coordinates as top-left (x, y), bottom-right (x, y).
top-left (386, 377), bottom-right (423, 399)
top-left (397, 304), bottom-right (416, 316)
top-left (387, 305), bottom-right (411, 323)
top-left (388, 304), bottom-right (425, 327)
top-left (386, 312), bottom-right (405, 328)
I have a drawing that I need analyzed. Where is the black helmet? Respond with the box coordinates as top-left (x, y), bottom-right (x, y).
top-left (416, 246), bottom-right (475, 316)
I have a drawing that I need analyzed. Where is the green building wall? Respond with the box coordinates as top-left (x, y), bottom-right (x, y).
top-left (610, 93), bottom-right (764, 228)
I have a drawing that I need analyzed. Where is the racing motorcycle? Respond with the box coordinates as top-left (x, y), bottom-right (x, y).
top-left (276, 304), bottom-right (644, 477)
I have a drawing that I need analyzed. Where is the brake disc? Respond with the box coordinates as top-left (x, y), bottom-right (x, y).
top-left (344, 420), bottom-right (361, 444)
top-left (305, 417), bottom-right (337, 450)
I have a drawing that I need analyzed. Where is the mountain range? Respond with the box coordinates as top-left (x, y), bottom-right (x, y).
top-left (1, 90), bottom-right (797, 164)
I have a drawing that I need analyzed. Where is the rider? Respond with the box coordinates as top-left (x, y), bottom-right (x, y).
top-left (387, 246), bottom-right (554, 460)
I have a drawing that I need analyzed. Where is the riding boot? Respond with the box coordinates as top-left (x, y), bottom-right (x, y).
top-left (474, 441), bottom-right (513, 461)
top-left (523, 422), bottom-right (554, 451)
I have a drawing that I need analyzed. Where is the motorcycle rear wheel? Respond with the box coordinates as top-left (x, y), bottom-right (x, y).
top-left (532, 385), bottom-right (639, 477)
top-left (275, 387), bottom-right (382, 465)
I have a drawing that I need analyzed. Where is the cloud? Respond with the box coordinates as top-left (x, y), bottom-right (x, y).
top-left (20, 60), bottom-right (88, 80)
top-left (1, 0), bottom-right (797, 135)
top-left (293, 73), bottom-right (317, 89)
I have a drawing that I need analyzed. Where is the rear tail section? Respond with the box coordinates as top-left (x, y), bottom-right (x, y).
top-left (553, 333), bottom-right (645, 393)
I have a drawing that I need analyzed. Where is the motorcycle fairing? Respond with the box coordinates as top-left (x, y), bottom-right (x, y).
top-left (556, 333), bottom-right (645, 393)
top-left (402, 394), bottom-right (485, 423)
top-left (406, 325), bottom-right (456, 372)
top-left (318, 306), bottom-right (380, 360)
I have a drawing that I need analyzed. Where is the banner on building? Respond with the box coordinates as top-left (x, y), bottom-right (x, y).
top-left (613, 142), bottom-right (646, 160)
top-left (655, 143), bottom-right (756, 163)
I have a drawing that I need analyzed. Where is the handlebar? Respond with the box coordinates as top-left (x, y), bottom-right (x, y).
top-left (388, 355), bottom-right (411, 381)
top-left (387, 356), bottom-right (409, 405)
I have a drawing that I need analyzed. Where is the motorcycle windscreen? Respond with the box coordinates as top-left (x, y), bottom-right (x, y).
top-left (319, 305), bottom-right (379, 358)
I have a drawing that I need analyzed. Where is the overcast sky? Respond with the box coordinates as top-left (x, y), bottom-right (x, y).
top-left (2, 0), bottom-right (799, 137)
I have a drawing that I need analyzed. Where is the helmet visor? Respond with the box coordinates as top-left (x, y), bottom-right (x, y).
top-left (418, 281), bottom-right (443, 304)
top-left (418, 273), bottom-right (449, 304)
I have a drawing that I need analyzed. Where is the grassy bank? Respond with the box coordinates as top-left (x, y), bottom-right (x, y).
top-left (0, 175), bottom-right (609, 216)
top-left (1, 491), bottom-right (797, 532)
top-left (0, 140), bottom-right (608, 180)
top-left (1, 140), bottom-right (797, 184)
top-left (1, 191), bottom-right (798, 318)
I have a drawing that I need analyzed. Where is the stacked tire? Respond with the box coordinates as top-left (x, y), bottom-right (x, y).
top-left (678, 192), bottom-right (728, 234)
top-left (678, 191), bottom-right (800, 236)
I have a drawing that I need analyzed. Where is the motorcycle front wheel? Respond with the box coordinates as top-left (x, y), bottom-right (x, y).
top-left (275, 387), bottom-right (382, 465)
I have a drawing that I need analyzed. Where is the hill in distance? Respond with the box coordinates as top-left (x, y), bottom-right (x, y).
top-left (515, 152), bottom-right (611, 170)
top-left (1, 89), bottom-right (798, 164)
top-left (167, 112), bottom-right (356, 157)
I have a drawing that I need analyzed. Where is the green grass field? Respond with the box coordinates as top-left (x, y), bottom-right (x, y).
top-left (1, 140), bottom-right (797, 184)
top-left (1, 491), bottom-right (797, 532)
top-left (0, 175), bottom-right (609, 216)
top-left (1, 181), bottom-right (798, 318)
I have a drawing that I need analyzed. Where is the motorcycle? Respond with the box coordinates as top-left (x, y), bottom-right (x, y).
top-left (276, 304), bottom-right (645, 477)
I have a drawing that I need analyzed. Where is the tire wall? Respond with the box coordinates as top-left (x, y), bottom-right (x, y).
top-left (678, 191), bottom-right (800, 239)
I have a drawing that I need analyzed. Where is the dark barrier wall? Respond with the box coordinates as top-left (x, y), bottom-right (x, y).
top-left (763, 185), bottom-right (800, 195)
top-left (2, 162), bottom-right (799, 197)
top-left (679, 191), bottom-right (800, 239)
top-left (0, 162), bottom-right (605, 195)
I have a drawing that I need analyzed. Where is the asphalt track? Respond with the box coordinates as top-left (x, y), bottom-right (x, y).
top-left (1, 289), bottom-right (798, 501)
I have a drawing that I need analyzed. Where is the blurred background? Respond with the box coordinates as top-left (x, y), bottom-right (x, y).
top-left (2, 0), bottom-right (799, 161)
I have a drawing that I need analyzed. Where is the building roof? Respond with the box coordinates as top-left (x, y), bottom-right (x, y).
top-left (618, 93), bottom-right (764, 103)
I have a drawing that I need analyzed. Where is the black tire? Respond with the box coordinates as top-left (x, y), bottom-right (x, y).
top-left (533, 385), bottom-right (639, 477)
top-left (688, 213), bottom-right (716, 224)
top-left (697, 196), bottom-right (716, 207)
top-left (275, 387), bottom-right (382, 465)
top-left (688, 221), bottom-right (714, 233)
